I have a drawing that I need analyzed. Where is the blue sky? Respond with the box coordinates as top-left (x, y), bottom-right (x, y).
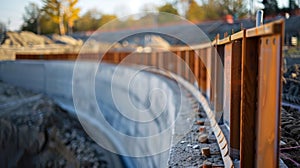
top-left (0, 0), bottom-right (290, 31)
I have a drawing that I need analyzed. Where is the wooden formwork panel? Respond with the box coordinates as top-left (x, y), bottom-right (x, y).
top-left (157, 52), bottom-right (164, 70)
top-left (119, 52), bottom-right (128, 62)
top-left (214, 45), bottom-right (224, 117)
top-left (223, 39), bottom-right (242, 160)
top-left (223, 43), bottom-right (232, 127)
top-left (206, 47), bottom-right (212, 101)
top-left (240, 37), bottom-right (258, 168)
top-left (200, 49), bottom-right (207, 94)
top-left (140, 53), bottom-right (149, 66)
top-left (256, 35), bottom-right (282, 168)
top-left (146, 53), bottom-right (152, 66)
top-left (184, 50), bottom-right (190, 81)
top-left (188, 50), bottom-right (195, 83)
top-left (113, 52), bottom-right (120, 64)
top-left (150, 52), bottom-right (158, 67)
top-left (176, 51), bottom-right (185, 77)
top-left (194, 50), bottom-right (200, 88)
top-left (102, 52), bottom-right (115, 63)
top-left (210, 46), bottom-right (216, 109)
top-left (168, 52), bottom-right (178, 74)
top-left (162, 52), bottom-right (169, 71)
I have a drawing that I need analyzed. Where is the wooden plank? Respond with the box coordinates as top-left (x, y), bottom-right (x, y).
top-left (158, 52), bottom-right (164, 70)
top-left (151, 52), bottom-right (157, 67)
top-left (189, 50), bottom-right (195, 84)
top-left (194, 50), bottom-right (200, 88)
top-left (240, 37), bottom-right (258, 168)
top-left (113, 52), bottom-right (120, 64)
top-left (246, 19), bottom-right (283, 38)
top-left (210, 46), bottom-right (216, 109)
top-left (223, 39), bottom-right (242, 160)
top-left (176, 51), bottom-right (182, 76)
top-left (231, 30), bottom-right (244, 40)
top-left (185, 50), bottom-right (190, 81)
top-left (200, 49), bottom-right (207, 93)
top-left (256, 35), bottom-right (282, 168)
top-left (206, 47), bottom-right (212, 99)
top-left (218, 36), bottom-right (231, 45)
top-left (223, 43), bottom-right (232, 127)
top-left (229, 40), bottom-right (242, 160)
top-left (214, 45), bottom-right (224, 119)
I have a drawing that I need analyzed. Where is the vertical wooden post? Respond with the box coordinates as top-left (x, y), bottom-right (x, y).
top-left (184, 50), bottom-right (190, 81)
top-left (223, 37), bottom-right (242, 160)
top-left (240, 37), bottom-right (258, 168)
top-left (189, 50), bottom-right (195, 83)
top-left (210, 45), bottom-right (216, 109)
top-left (206, 47), bottom-right (212, 100)
top-left (256, 34), bottom-right (282, 168)
top-left (113, 52), bottom-right (120, 64)
top-left (214, 45), bottom-right (224, 120)
top-left (200, 48), bottom-right (207, 94)
top-left (151, 52), bottom-right (157, 67)
top-left (194, 50), bottom-right (200, 88)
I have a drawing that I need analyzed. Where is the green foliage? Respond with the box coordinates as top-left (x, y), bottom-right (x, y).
top-left (21, 3), bottom-right (40, 34)
top-left (202, 0), bottom-right (223, 20)
top-left (73, 9), bottom-right (117, 31)
top-left (158, 3), bottom-right (179, 15)
top-left (64, 0), bottom-right (80, 34)
top-left (75, 9), bottom-right (101, 31)
top-left (42, 0), bottom-right (62, 24)
top-left (42, 0), bottom-right (65, 34)
top-left (186, 0), bottom-right (204, 22)
top-left (99, 14), bottom-right (117, 27)
top-left (40, 15), bottom-right (59, 34)
top-left (42, 0), bottom-right (80, 35)
top-left (218, 0), bottom-right (248, 18)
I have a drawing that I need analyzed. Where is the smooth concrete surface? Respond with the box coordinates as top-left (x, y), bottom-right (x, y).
top-left (0, 60), bottom-right (194, 167)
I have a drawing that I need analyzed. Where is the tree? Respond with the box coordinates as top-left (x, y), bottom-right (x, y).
top-left (43, 0), bottom-right (65, 35)
top-left (218, 0), bottom-right (248, 18)
top-left (158, 3), bottom-right (179, 15)
top-left (42, 0), bottom-right (80, 35)
top-left (289, 0), bottom-right (299, 10)
top-left (73, 9), bottom-right (102, 31)
top-left (286, 0), bottom-right (299, 14)
top-left (261, 0), bottom-right (279, 16)
top-left (21, 3), bottom-right (41, 34)
top-left (202, 0), bottom-right (223, 20)
top-left (39, 14), bottom-right (59, 34)
top-left (99, 14), bottom-right (117, 27)
top-left (186, 0), bottom-right (204, 22)
top-left (64, 0), bottom-right (80, 34)
top-left (0, 22), bottom-right (6, 44)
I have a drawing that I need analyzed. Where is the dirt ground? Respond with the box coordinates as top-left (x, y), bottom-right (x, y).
top-left (0, 82), bottom-right (122, 168)
top-left (281, 64), bottom-right (300, 167)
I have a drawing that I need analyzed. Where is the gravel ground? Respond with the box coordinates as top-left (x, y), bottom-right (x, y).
top-left (168, 93), bottom-right (224, 168)
top-left (0, 82), bottom-right (123, 168)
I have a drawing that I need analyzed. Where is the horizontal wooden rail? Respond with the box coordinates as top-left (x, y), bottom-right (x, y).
top-left (14, 19), bottom-right (284, 168)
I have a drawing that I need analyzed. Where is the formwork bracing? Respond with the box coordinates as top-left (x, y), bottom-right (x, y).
top-left (15, 19), bottom-right (285, 167)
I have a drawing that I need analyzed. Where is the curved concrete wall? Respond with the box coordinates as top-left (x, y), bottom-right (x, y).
top-left (0, 60), bottom-right (192, 167)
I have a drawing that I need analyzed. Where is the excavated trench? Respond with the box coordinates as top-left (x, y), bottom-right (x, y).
top-left (0, 60), bottom-right (197, 167)
top-left (1, 60), bottom-right (299, 167)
